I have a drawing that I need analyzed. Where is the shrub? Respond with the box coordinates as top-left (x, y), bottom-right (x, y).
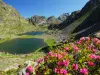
top-left (35, 37), bottom-right (100, 75)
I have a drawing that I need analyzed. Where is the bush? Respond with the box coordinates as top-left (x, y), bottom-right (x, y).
top-left (35, 37), bottom-right (100, 75)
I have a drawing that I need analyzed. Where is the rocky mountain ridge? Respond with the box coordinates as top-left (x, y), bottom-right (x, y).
top-left (28, 11), bottom-right (79, 26)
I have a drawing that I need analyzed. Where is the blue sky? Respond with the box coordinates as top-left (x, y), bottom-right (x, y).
top-left (3, 0), bottom-right (88, 18)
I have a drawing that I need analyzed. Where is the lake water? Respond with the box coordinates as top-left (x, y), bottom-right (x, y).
top-left (0, 32), bottom-right (47, 54)
top-left (0, 38), bottom-right (47, 54)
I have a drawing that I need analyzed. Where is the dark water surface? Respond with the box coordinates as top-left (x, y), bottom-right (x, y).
top-left (0, 38), bottom-right (47, 54)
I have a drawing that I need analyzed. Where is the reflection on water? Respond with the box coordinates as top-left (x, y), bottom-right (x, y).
top-left (0, 38), bottom-right (47, 54)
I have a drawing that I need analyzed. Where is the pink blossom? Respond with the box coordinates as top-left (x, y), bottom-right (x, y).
top-left (58, 61), bottom-right (63, 66)
top-left (96, 55), bottom-right (100, 60)
top-left (80, 37), bottom-right (85, 41)
top-left (54, 68), bottom-right (57, 73)
top-left (54, 68), bottom-right (60, 74)
top-left (54, 53), bottom-right (57, 57)
top-left (96, 40), bottom-right (100, 44)
top-left (25, 72), bottom-right (30, 75)
top-left (37, 58), bottom-right (43, 63)
top-left (57, 54), bottom-right (62, 59)
top-left (60, 69), bottom-right (64, 74)
top-left (88, 61), bottom-right (95, 66)
top-left (93, 38), bottom-right (99, 43)
top-left (76, 41), bottom-right (82, 45)
top-left (48, 51), bottom-right (53, 56)
top-left (80, 68), bottom-right (88, 75)
top-left (54, 68), bottom-right (68, 75)
top-left (89, 54), bottom-right (97, 59)
top-left (63, 69), bottom-right (68, 75)
top-left (88, 45), bottom-right (94, 50)
top-left (60, 69), bottom-right (67, 75)
top-left (26, 66), bottom-right (33, 73)
top-left (72, 64), bottom-right (78, 70)
top-left (73, 46), bottom-right (79, 52)
top-left (92, 49), bottom-right (97, 53)
top-left (85, 37), bottom-right (90, 41)
top-left (64, 47), bottom-right (69, 51)
top-left (63, 60), bottom-right (69, 66)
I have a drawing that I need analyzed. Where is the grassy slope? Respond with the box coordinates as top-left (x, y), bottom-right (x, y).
top-left (0, 52), bottom-right (45, 71)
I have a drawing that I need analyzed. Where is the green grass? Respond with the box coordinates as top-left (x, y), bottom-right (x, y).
top-left (0, 52), bottom-right (45, 72)
top-left (44, 39), bottom-right (55, 46)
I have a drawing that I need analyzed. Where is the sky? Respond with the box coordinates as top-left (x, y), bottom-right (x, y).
top-left (3, 0), bottom-right (88, 18)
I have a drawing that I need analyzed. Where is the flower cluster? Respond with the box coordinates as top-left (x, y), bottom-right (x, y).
top-left (35, 37), bottom-right (100, 75)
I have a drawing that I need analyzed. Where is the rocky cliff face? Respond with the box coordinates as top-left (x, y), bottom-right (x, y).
top-left (28, 15), bottom-right (47, 25)
top-left (58, 13), bottom-right (70, 22)
top-left (55, 0), bottom-right (100, 42)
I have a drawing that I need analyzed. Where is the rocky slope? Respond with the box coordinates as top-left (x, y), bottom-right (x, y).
top-left (54, 0), bottom-right (100, 42)
top-left (28, 15), bottom-right (47, 25)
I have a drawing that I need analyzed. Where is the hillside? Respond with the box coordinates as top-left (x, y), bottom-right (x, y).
top-left (49, 0), bottom-right (100, 41)
top-left (0, 0), bottom-right (36, 36)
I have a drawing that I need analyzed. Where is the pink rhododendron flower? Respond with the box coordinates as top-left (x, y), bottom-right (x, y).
top-left (37, 58), bottom-right (43, 63)
top-left (63, 69), bottom-right (68, 75)
top-left (26, 66), bottom-right (33, 73)
top-left (48, 51), bottom-right (53, 56)
top-left (85, 37), bottom-right (90, 41)
top-left (93, 38), bottom-right (99, 43)
top-left (89, 54), bottom-right (97, 59)
top-left (76, 41), bottom-right (82, 45)
top-left (92, 49), bottom-right (97, 53)
top-left (60, 69), bottom-right (68, 75)
top-left (54, 68), bottom-right (60, 74)
top-left (63, 60), bottom-right (69, 66)
top-left (72, 64), bottom-right (78, 70)
top-left (58, 61), bottom-right (63, 66)
top-left (25, 72), bottom-right (30, 75)
top-left (96, 40), bottom-right (100, 44)
top-left (60, 69), bottom-right (64, 74)
top-left (88, 61), bottom-right (95, 66)
top-left (80, 37), bottom-right (85, 41)
top-left (80, 68), bottom-right (88, 75)
top-left (73, 46), bottom-right (79, 52)
top-left (54, 68), bottom-right (57, 73)
top-left (54, 53), bottom-right (58, 57)
top-left (96, 55), bottom-right (100, 60)
top-left (64, 47), bottom-right (69, 51)
top-left (57, 54), bottom-right (62, 59)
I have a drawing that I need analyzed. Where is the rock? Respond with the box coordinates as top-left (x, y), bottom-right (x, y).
top-left (29, 15), bottom-right (47, 25)
top-left (58, 13), bottom-right (70, 22)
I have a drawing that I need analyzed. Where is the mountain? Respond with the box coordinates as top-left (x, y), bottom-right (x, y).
top-left (0, 0), bottom-right (34, 35)
top-left (28, 13), bottom-right (70, 26)
top-left (53, 0), bottom-right (100, 41)
top-left (48, 10), bottom-right (80, 30)
top-left (28, 15), bottom-right (47, 25)
top-left (58, 13), bottom-right (70, 22)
